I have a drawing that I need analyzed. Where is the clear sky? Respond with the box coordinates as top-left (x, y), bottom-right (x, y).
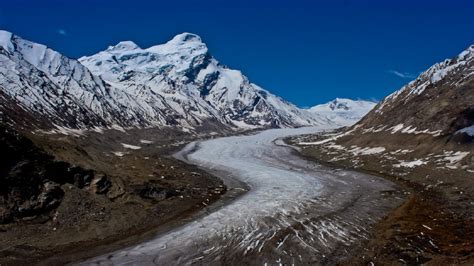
top-left (1, 0), bottom-right (473, 107)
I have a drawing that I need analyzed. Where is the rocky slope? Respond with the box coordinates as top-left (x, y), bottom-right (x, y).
top-left (0, 30), bottom-right (328, 132)
top-left (297, 44), bottom-right (474, 172)
top-left (0, 125), bottom-right (227, 264)
top-left (0, 124), bottom-right (122, 226)
top-left (358, 44), bottom-right (474, 139)
top-left (307, 98), bottom-right (376, 126)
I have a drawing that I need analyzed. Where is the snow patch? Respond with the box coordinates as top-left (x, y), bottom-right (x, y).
top-left (111, 125), bottom-right (126, 133)
top-left (38, 125), bottom-right (86, 137)
top-left (349, 146), bottom-right (386, 156)
top-left (390, 149), bottom-right (413, 155)
top-left (436, 150), bottom-right (470, 169)
top-left (393, 159), bottom-right (427, 168)
top-left (390, 124), bottom-right (404, 134)
top-left (112, 151), bottom-right (125, 157)
top-left (121, 143), bottom-right (141, 150)
top-left (386, 124), bottom-right (441, 136)
top-left (92, 127), bottom-right (104, 133)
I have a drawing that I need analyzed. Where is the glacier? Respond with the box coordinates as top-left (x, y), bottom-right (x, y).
top-left (80, 127), bottom-right (401, 265)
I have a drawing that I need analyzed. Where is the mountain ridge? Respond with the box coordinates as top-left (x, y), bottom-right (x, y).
top-left (0, 30), bottom-right (341, 133)
top-left (358, 44), bottom-right (474, 137)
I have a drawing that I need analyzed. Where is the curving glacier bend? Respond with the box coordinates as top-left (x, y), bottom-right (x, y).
top-left (81, 127), bottom-right (402, 265)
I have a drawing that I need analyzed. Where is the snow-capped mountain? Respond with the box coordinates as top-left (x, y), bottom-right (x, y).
top-left (79, 33), bottom-right (328, 129)
top-left (0, 30), bottom-right (328, 132)
top-left (308, 98), bottom-right (376, 126)
top-left (0, 30), bottom-right (173, 130)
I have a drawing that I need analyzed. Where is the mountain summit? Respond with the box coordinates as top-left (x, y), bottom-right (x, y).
top-left (78, 32), bottom-right (330, 130)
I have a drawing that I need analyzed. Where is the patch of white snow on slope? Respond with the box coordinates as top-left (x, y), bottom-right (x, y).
top-left (390, 124), bottom-right (405, 134)
top-left (394, 159), bottom-right (427, 168)
top-left (349, 146), bottom-right (386, 155)
top-left (112, 151), bottom-right (126, 157)
top-left (436, 151), bottom-right (470, 169)
top-left (121, 143), bottom-right (142, 150)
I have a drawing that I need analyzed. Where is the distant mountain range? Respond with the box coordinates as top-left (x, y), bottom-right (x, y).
top-left (0, 30), bottom-right (374, 133)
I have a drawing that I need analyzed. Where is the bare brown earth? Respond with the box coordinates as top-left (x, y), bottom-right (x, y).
top-left (287, 131), bottom-right (474, 265)
top-left (0, 127), bottom-right (228, 265)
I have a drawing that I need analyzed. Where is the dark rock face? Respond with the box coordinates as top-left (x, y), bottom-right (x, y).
top-left (90, 174), bottom-right (112, 194)
top-left (199, 71), bottom-right (220, 97)
top-left (184, 52), bottom-right (213, 83)
top-left (0, 125), bottom-right (98, 223)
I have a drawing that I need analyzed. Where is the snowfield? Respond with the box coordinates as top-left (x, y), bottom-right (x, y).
top-left (81, 127), bottom-right (402, 265)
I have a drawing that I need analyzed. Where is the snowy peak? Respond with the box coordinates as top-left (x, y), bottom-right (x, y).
top-left (107, 40), bottom-right (140, 51)
top-left (0, 30), bottom-right (98, 87)
top-left (145, 32), bottom-right (208, 57)
top-left (326, 98), bottom-right (366, 111)
top-left (169, 32), bottom-right (203, 44)
top-left (329, 99), bottom-right (349, 111)
top-left (78, 32), bottom-right (328, 129)
top-left (308, 98), bottom-right (376, 126)
top-left (79, 32), bottom-right (210, 82)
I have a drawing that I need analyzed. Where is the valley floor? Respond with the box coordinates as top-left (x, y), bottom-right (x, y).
top-left (81, 127), bottom-right (404, 265)
top-left (288, 131), bottom-right (474, 264)
top-left (3, 126), bottom-right (471, 265)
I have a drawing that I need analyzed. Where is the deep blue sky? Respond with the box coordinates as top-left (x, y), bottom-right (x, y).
top-left (1, 0), bottom-right (473, 107)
